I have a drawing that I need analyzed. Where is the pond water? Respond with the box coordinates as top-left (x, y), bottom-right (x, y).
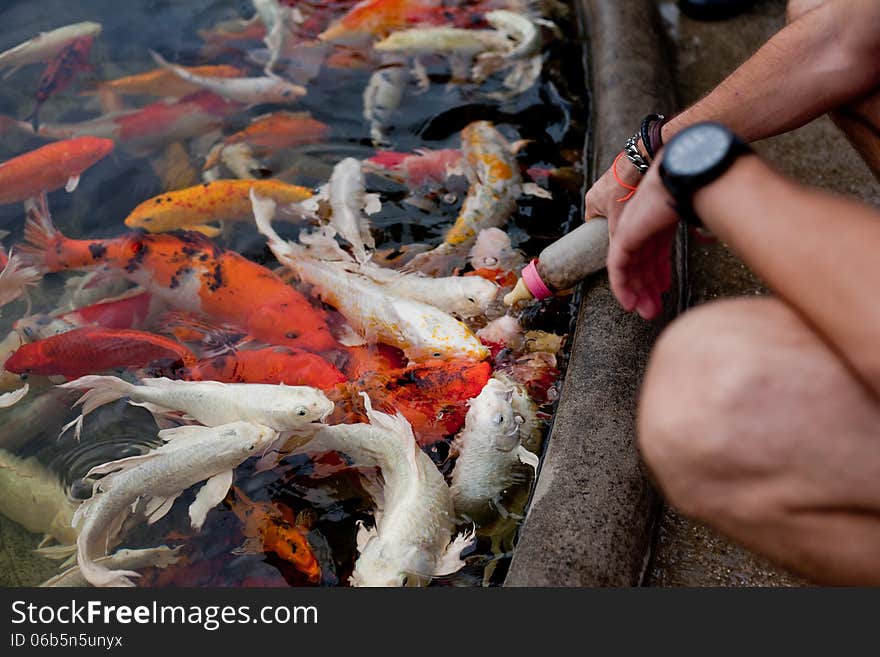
top-left (0, 0), bottom-right (587, 587)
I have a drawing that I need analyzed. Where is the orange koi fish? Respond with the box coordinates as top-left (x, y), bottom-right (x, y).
top-left (27, 36), bottom-right (93, 130)
top-left (330, 359), bottom-right (492, 444)
top-left (365, 148), bottom-right (463, 187)
top-left (59, 290), bottom-right (156, 330)
top-left (87, 64), bottom-right (245, 98)
top-left (19, 202), bottom-right (337, 353)
top-left (204, 112), bottom-right (330, 170)
top-left (123, 179), bottom-right (313, 237)
top-left (226, 487), bottom-right (321, 583)
top-left (0, 137), bottom-right (113, 205)
top-left (320, 0), bottom-right (441, 42)
top-left (4, 326), bottom-right (196, 378)
top-left (182, 346), bottom-right (347, 389)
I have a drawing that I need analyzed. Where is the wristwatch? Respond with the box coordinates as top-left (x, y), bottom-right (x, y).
top-left (659, 122), bottom-right (752, 226)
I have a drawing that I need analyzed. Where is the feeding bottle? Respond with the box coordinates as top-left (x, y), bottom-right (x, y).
top-left (503, 218), bottom-right (609, 305)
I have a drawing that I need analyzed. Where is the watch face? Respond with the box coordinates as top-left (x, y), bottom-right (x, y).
top-left (664, 123), bottom-right (734, 177)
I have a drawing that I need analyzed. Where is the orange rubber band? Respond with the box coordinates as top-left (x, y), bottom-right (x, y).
top-left (613, 151), bottom-right (638, 203)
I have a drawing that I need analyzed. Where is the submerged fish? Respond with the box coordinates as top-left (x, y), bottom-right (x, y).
top-left (0, 21), bottom-right (101, 78)
top-left (0, 137), bottom-right (113, 205)
top-left (363, 59), bottom-right (407, 148)
top-left (73, 421), bottom-right (277, 586)
top-left (253, 193), bottom-right (488, 362)
top-left (41, 546), bottom-right (183, 587)
top-left (87, 65), bottom-right (245, 99)
top-left (320, 0), bottom-right (439, 43)
top-left (151, 51), bottom-right (306, 105)
top-left (181, 347), bottom-right (347, 390)
top-left (364, 148), bottom-right (463, 188)
top-left (20, 198), bottom-right (336, 352)
top-left (301, 393), bottom-right (473, 586)
top-left (204, 111), bottom-right (330, 170)
top-left (449, 377), bottom-right (538, 521)
top-left (123, 179), bottom-right (314, 237)
top-left (59, 375), bottom-right (333, 438)
top-left (0, 248), bottom-right (41, 310)
top-left (4, 326), bottom-right (197, 379)
top-left (317, 157), bottom-right (378, 263)
top-left (226, 486), bottom-right (321, 583)
top-left (27, 36), bottom-right (94, 130)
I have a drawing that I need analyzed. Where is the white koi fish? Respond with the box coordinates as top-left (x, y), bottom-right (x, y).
top-left (449, 378), bottom-right (539, 521)
top-left (41, 545), bottom-right (182, 587)
top-left (0, 21), bottom-right (102, 78)
top-left (363, 59), bottom-right (407, 148)
top-left (252, 192), bottom-right (488, 362)
top-left (252, 0), bottom-right (298, 76)
top-left (59, 375), bottom-right (333, 439)
top-left (150, 51), bottom-right (305, 105)
top-left (301, 393), bottom-right (473, 586)
top-left (72, 421), bottom-right (276, 586)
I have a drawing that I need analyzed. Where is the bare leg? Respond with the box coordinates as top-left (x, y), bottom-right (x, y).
top-left (788, 0), bottom-right (880, 178)
top-left (639, 297), bottom-right (880, 585)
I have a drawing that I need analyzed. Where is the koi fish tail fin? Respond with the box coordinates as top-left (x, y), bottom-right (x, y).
top-left (0, 249), bottom-right (41, 309)
top-left (57, 375), bottom-right (137, 440)
top-left (19, 194), bottom-right (62, 273)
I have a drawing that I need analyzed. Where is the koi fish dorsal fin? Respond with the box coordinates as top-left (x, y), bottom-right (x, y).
top-left (360, 391), bottom-right (421, 477)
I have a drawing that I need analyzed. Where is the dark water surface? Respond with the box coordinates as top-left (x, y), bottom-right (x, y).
top-left (0, 0), bottom-right (588, 587)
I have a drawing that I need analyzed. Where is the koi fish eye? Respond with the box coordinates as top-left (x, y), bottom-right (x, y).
top-left (432, 352), bottom-right (442, 358)
top-left (467, 297), bottom-right (476, 304)
top-left (295, 406), bottom-right (308, 417)
top-left (442, 193), bottom-right (457, 204)
top-left (493, 413), bottom-right (505, 425)
top-left (483, 256), bottom-right (498, 267)
top-left (21, 326), bottom-right (34, 339)
top-left (400, 575), bottom-right (409, 586)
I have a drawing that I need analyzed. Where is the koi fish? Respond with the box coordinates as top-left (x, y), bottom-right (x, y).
top-left (72, 421), bottom-right (277, 586)
top-left (467, 226), bottom-right (524, 272)
top-left (300, 393), bottom-right (473, 586)
top-left (0, 248), bottom-right (41, 309)
top-left (124, 179), bottom-right (314, 237)
top-left (253, 193), bottom-right (488, 362)
top-left (182, 347), bottom-right (347, 389)
top-left (4, 326), bottom-right (197, 379)
top-left (226, 486), bottom-right (321, 583)
top-left (405, 121), bottom-right (525, 275)
top-left (252, 0), bottom-right (298, 77)
top-left (41, 546), bottom-right (183, 587)
top-left (0, 448), bottom-right (79, 558)
top-left (150, 51), bottom-right (306, 105)
top-left (204, 111), bottom-right (330, 170)
top-left (449, 377), bottom-right (538, 521)
top-left (59, 375), bottom-right (334, 437)
top-left (320, 0), bottom-right (440, 43)
top-left (27, 36), bottom-right (94, 130)
top-left (0, 137), bottom-right (113, 205)
top-left (17, 92), bottom-right (242, 155)
top-left (151, 142), bottom-right (199, 191)
top-left (87, 64), bottom-right (246, 99)
top-left (349, 358), bottom-right (492, 444)
top-left (0, 21), bottom-right (101, 78)
top-left (20, 198), bottom-right (337, 352)
top-left (57, 289), bottom-right (157, 331)
top-left (363, 59), bottom-right (407, 148)
top-left (364, 148), bottom-right (463, 188)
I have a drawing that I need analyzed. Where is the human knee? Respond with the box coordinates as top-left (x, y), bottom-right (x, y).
top-left (637, 306), bottom-right (773, 516)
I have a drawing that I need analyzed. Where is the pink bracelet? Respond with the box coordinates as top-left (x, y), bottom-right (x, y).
top-left (522, 259), bottom-right (554, 300)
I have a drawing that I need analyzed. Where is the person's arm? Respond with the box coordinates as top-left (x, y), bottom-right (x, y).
top-left (585, 0), bottom-right (880, 228)
top-left (609, 154), bottom-right (880, 399)
top-left (662, 0), bottom-right (880, 143)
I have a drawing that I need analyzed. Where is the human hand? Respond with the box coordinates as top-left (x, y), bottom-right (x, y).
top-left (607, 163), bottom-right (679, 320)
top-left (583, 153), bottom-right (642, 237)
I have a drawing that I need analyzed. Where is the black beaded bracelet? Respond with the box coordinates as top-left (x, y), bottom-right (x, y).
top-left (640, 113), bottom-right (666, 161)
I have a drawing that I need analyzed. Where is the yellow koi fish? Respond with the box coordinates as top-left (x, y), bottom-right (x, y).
top-left (123, 179), bottom-right (314, 236)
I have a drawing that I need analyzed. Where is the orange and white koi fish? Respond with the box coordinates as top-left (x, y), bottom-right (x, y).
top-left (20, 198), bottom-right (337, 352)
top-left (405, 121), bottom-right (529, 275)
top-left (0, 21), bottom-right (101, 78)
top-left (204, 111), bottom-right (330, 170)
top-left (226, 486), bottom-right (321, 583)
top-left (124, 179), bottom-right (314, 237)
top-left (150, 51), bottom-right (306, 105)
top-left (15, 92), bottom-right (242, 154)
top-left (86, 64), bottom-right (245, 99)
top-left (0, 136), bottom-right (113, 205)
top-left (27, 36), bottom-right (94, 130)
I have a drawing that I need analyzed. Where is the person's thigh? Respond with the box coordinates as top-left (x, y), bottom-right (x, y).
top-left (639, 297), bottom-right (880, 583)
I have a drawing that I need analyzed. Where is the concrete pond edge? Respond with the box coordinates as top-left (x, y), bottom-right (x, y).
top-left (505, 0), bottom-right (682, 587)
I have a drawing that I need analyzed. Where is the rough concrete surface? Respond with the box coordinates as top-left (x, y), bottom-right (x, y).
top-left (506, 0), bottom-right (679, 586)
top-left (647, 0), bottom-right (880, 586)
